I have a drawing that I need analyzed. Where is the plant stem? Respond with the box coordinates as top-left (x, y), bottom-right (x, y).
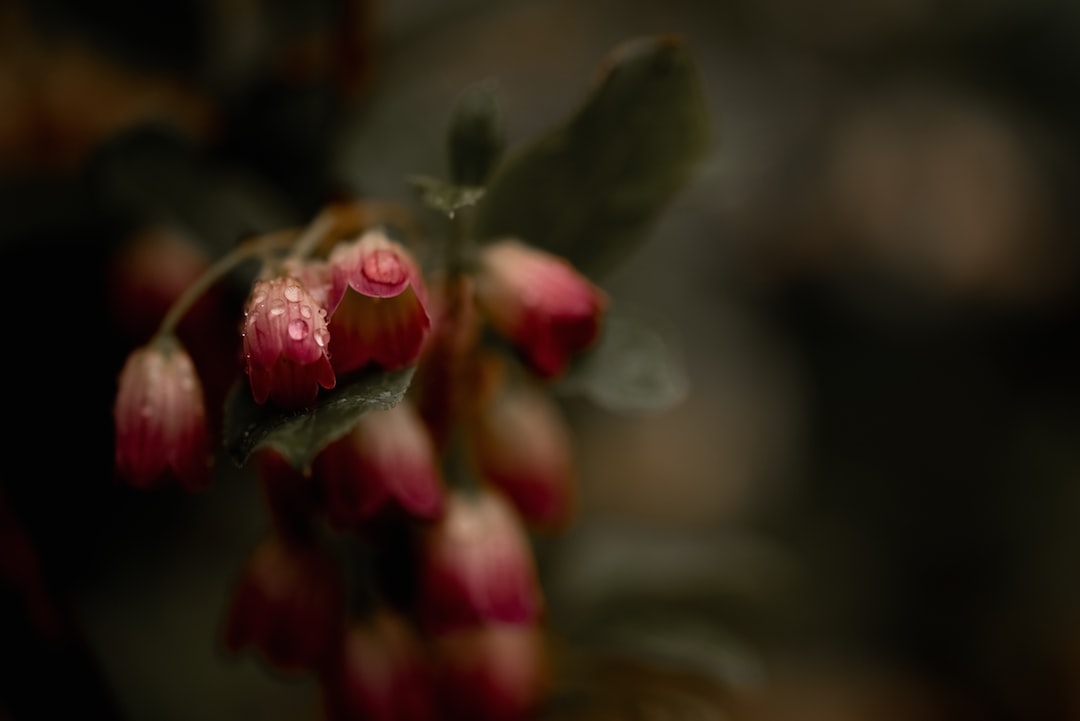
top-left (289, 207), bottom-right (339, 261)
top-left (153, 229), bottom-right (296, 342)
top-left (446, 202), bottom-right (476, 277)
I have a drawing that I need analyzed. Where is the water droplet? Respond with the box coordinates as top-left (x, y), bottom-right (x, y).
top-left (288, 318), bottom-right (309, 340)
top-left (283, 283), bottom-right (303, 302)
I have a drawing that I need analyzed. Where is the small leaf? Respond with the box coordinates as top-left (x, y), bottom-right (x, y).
top-left (474, 35), bottom-right (711, 277)
top-left (223, 366), bottom-right (416, 470)
top-left (556, 309), bottom-right (688, 414)
top-left (408, 174), bottom-right (485, 217)
top-left (448, 79), bottom-right (505, 186)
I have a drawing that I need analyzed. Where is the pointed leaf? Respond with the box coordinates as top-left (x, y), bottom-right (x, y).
top-left (556, 308), bottom-right (688, 414)
top-left (474, 35), bottom-right (711, 277)
top-left (448, 79), bottom-right (505, 186)
top-left (223, 366), bottom-right (416, 471)
top-left (408, 174), bottom-right (485, 217)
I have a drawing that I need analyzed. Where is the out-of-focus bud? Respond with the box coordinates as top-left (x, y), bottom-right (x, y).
top-left (312, 401), bottom-right (444, 530)
top-left (470, 377), bottom-right (577, 531)
top-left (320, 610), bottom-right (439, 721)
top-left (432, 622), bottom-right (550, 721)
top-left (256, 448), bottom-right (321, 542)
top-left (473, 239), bottom-right (606, 378)
top-left (223, 533), bottom-right (345, 673)
top-left (242, 273), bottom-right (336, 409)
top-left (415, 487), bottom-right (542, 633)
top-left (107, 226), bottom-right (214, 342)
top-left (113, 339), bottom-right (211, 491)
top-left (325, 229), bottom-right (431, 375)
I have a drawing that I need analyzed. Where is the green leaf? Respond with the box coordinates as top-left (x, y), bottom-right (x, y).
top-left (222, 365), bottom-right (416, 471)
top-left (474, 35), bottom-right (711, 277)
top-left (448, 79), bottom-right (505, 186)
top-left (556, 308), bottom-right (688, 414)
top-left (408, 174), bottom-right (485, 217)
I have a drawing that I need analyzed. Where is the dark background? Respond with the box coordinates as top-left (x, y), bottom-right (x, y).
top-left (4, 1), bottom-right (1080, 719)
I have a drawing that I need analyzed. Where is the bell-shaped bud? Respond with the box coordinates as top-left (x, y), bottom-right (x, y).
top-left (473, 239), bottom-right (606, 378)
top-left (242, 272), bottom-right (336, 409)
top-left (256, 448), bottom-right (321, 542)
top-left (431, 622), bottom-right (550, 721)
top-left (470, 377), bottom-right (576, 530)
top-left (223, 534), bottom-right (345, 673)
top-left (415, 487), bottom-right (542, 633)
top-left (312, 401), bottom-right (444, 530)
top-left (107, 226), bottom-right (215, 342)
top-left (113, 339), bottom-right (211, 491)
top-left (325, 229), bottom-right (431, 375)
top-left (320, 610), bottom-right (439, 721)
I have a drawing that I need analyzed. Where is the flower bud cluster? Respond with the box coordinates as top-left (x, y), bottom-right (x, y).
top-left (112, 212), bottom-right (607, 720)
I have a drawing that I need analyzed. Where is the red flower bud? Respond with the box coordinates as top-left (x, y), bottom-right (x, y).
top-left (242, 273), bottom-right (336, 409)
top-left (470, 379), bottom-right (576, 530)
top-left (474, 239), bottom-right (606, 378)
top-left (432, 623), bottom-right (550, 721)
top-left (415, 488), bottom-right (542, 633)
top-left (312, 401), bottom-right (445, 529)
top-left (326, 229), bottom-right (431, 375)
top-left (113, 340), bottom-right (211, 491)
top-left (223, 534), bottom-right (345, 673)
top-left (320, 611), bottom-right (439, 721)
top-left (256, 448), bottom-right (321, 542)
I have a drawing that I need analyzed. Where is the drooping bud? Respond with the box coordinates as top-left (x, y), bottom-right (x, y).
top-left (470, 377), bottom-right (577, 530)
top-left (473, 238), bottom-right (606, 378)
top-left (325, 229), bottom-right (431, 375)
top-left (107, 226), bottom-right (215, 342)
top-left (113, 339), bottom-right (211, 491)
top-left (242, 272), bottom-right (336, 409)
top-left (312, 401), bottom-right (444, 530)
top-left (415, 487), bottom-right (542, 633)
top-left (223, 533), bottom-right (345, 673)
top-left (256, 448), bottom-right (321, 543)
top-left (431, 622), bottom-right (550, 721)
top-left (320, 610), bottom-right (439, 721)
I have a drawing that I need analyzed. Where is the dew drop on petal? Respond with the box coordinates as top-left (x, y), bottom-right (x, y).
top-left (288, 318), bottom-right (310, 340)
top-left (283, 283), bottom-right (303, 303)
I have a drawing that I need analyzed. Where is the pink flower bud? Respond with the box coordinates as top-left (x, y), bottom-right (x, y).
top-left (432, 623), bottom-right (550, 721)
top-left (470, 379), bottom-right (576, 530)
top-left (242, 273), bottom-right (336, 408)
top-left (107, 227), bottom-right (214, 342)
top-left (113, 340), bottom-right (211, 491)
top-left (473, 239), bottom-right (606, 378)
top-left (325, 229), bottom-right (431, 375)
top-left (415, 488), bottom-right (542, 633)
top-left (223, 534), bottom-right (345, 673)
top-left (312, 401), bottom-right (444, 529)
top-left (320, 611), bottom-right (439, 721)
top-left (256, 448), bottom-right (321, 542)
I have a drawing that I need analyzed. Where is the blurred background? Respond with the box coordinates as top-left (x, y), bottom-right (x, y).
top-left (4, 0), bottom-right (1080, 719)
